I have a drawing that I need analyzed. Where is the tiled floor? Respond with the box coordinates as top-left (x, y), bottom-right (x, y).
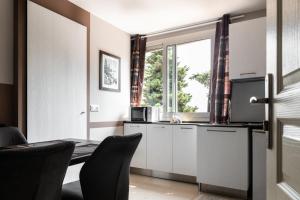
top-left (129, 174), bottom-right (241, 200)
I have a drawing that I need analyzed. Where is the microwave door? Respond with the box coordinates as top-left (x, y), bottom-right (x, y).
top-left (132, 110), bottom-right (141, 121)
top-left (132, 107), bottom-right (147, 122)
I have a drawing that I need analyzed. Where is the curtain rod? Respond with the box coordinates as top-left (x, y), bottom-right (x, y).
top-left (131, 14), bottom-right (245, 40)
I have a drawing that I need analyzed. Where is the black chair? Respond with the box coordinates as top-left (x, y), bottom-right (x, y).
top-left (0, 125), bottom-right (28, 147)
top-left (0, 141), bottom-right (75, 200)
top-left (61, 133), bottom-right (142, 200)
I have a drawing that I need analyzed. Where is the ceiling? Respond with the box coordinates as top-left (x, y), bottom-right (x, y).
top-left (69, 0), bottom-right (266, 34)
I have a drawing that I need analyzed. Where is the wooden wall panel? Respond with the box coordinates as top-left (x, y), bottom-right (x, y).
top-left (30, 0), bottom-right (90, 26)
top-left (0, 84), bottom-right (15, 125)
top-left (89, 121), bottom-right (124, 128)
top-left (14, 0), bottom-right (27, 135)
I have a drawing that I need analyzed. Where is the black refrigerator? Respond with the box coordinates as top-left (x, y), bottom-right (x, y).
top-left (230, 77), bottom-right (266, 200)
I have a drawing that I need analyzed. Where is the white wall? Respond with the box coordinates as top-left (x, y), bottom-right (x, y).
top-left (90, 127), bottom-right (124, 141)
top-left (65, 14), bottom-right (130, 184)
top-left (89, 14), bottom-right (131, 139)
top-left (0, 0), bottom-right (14, 84)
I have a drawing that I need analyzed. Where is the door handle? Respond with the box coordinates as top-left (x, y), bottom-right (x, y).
top-left (80, 111), bottom-right (86, 115)
top-left (249, 96), bottom-right (270, 133)
top-left (249, 97), bottom-right (269, 104)
top-left (250, 74), bottom-right (273, 149)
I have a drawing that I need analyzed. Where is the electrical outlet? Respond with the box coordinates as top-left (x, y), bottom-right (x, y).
top-left (90, 104), bottom-right (100, 112)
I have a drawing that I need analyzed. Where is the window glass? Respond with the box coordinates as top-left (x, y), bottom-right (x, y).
top-left (167, 39), bottom-right (211, 113)
top-left (141, 49), bottom-right (163, 107)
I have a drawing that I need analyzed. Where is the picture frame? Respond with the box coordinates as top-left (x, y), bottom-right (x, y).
top-left (99, 50), bottom-right (121, 92)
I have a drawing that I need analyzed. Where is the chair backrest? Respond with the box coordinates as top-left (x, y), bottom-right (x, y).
top-left (80, 133), bottom-right (142, 200)
top-left (0, 141), bottom-right (75, 200)
top-left (0, 126), bottom-right (28, 147)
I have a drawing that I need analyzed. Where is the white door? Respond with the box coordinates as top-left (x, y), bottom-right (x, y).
top-left (27, 2), bottom-right (87, 142)
top-left (124, 123), bottom-right (147, 168)
top-left (173, 125), bottom-right (197, 176)
top-left (266, 0), bottom-right (300, 199)
top-left (147, 124), bottom-right (173, 173)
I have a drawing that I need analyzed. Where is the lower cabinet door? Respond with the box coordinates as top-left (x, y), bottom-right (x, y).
top-left (147, 124), bottom-right (173, 173)
top-left (173, 125), bottom-right (197, 176)
top-left (124, 123), bottom-right (147, 168)
top-left (197, 127), bottom-right (249, 191)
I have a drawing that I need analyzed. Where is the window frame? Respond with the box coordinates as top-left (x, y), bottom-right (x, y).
top-left (146, 29), bottom-right (215, 121)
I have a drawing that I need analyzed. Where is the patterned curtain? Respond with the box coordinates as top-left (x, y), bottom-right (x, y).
top-left (210, 14), bottom-right (231, 124)
top-left (130, 35), bottom-right (147, 106)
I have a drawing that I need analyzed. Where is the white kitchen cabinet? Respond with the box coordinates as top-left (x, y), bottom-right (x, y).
top-left (173, 125), bottom-right (197, 176)
top-left (197, 127), bottom-right (249, 191)
top-left (147, 124), bottom-right (173, 172)
top-left (229, 17), bottom-right (266, 80)
top-left (124, 123), bottom-right (147, 168)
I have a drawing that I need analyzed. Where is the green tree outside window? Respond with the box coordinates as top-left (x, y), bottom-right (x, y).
top-left (141, 49), bottom-right (210, 112)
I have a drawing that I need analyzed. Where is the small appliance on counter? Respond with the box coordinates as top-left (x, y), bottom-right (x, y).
top-left (130, 106), bottom-right (159, 122)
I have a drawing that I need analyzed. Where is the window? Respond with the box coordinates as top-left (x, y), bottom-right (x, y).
top-left (167, 39), bottom-right (211, 113)
top-left (141, 49), bottom-right (163, 107)
top-left (142, 37), bottom-right (212, 116)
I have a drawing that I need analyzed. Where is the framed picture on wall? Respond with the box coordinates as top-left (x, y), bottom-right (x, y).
top-left (99, 50), bottom-right (121, 92)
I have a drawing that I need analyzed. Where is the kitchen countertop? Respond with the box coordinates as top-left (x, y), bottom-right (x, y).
top-left (123, 121), bottom-right (264, 129)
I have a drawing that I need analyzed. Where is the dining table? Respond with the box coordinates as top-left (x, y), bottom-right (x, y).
top-left (0, 138), bottom-right (101, 166)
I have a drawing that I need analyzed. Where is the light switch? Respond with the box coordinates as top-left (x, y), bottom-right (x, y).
top-left (90, 104), bottom-right (100, 112)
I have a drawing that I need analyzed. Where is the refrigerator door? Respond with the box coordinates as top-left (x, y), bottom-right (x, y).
top-left (231, 78), bottom-right (265, 123)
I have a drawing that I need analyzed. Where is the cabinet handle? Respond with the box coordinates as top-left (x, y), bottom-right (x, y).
top-left (153, 126), bottom-right (165, 129)
top-left (240, 72), bottom-right (256, 76)
top-left (180, 127), bottom-right (193, 130)
top-left (206, 129), bottom-right (237, 133)
top-left (130, 125), bottom-right (140, 128)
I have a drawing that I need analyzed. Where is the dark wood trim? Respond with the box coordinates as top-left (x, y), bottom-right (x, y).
top-left (99, 50), bottom-right (121, 92)
top-left (14, 0), bottom-right (27, 136)
top-left (15, 0), bottom-right (91, 138)
top-left (0, 84), bottom-right (15, 126)
top-left (87, 19), bottom-right (91, 138)
top-left (89, 121), bottom-right (124, 128)
top-left (29, 0), bottom-right (89, 26)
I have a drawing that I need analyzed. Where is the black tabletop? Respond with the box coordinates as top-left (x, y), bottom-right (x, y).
top-left (0, 138), bottom-right (101, 166)
top-left (66, 138), bottom-right (100, 165)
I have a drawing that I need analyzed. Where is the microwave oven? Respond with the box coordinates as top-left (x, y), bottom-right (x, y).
top-left (130, 107), bottom-right (159, 122)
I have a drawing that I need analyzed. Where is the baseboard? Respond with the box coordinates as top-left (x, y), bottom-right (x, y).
top-left (130, 167), bottom-right (197, 184)
top-left (199, 183), bottom-right (248, 199)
